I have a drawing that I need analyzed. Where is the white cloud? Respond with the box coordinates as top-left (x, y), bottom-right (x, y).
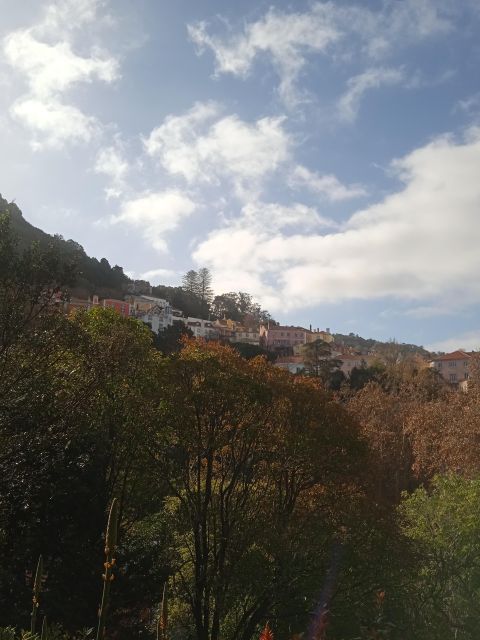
top-left (188, 6), bottom-right (340, 106)
top-left (188, 0), bottom-right (456, 107)
top-left (144, 101), bottom-right (221, 182)
top-left (194, 129), bottom-right (480, 312)
top-left (144, 102), bottom-right (290, 198)
top-left (426, 330), bottom-right (480, 353)
top-left (455, 92), bottom-right (480, 116)
top-left (3, 0), bottom-right (118, 148)
top-left (4, 31), bottom-right (118, 98)
top-left (358, 0), bottom-right (453, 58)
top-left (111, 191), bottom-right (196, 252)
top-left (94, 142), bottom-right (129, 199)
top-left (403, 305), bottom-right (458, 319)
top-left (246, 201), bottom-right (335, 232)
top-left (289, 165), bottom-right (367, 201)
top-left (234, 201), bottom-right (335, 235)
top-left (40, 0), bottom-right (105, 35)
top-left (139, 268), bottom-right (179, 284)
top-left (338, 67), bottom-right (405, 122)
top-left (10, 98), bottom-right (98, 149)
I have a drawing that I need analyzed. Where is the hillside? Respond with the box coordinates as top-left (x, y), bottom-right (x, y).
top-left (1, 194), bottom-right (432, 355)
top-left (0, 194), bottom-right (132, 299)
top-left (334, 332), bottom-right (431, 358)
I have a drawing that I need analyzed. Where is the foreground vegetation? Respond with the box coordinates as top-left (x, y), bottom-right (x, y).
top-left (1, 213), bottom-right (480, 639)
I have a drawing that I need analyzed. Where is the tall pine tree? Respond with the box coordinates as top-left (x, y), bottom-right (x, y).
top-left (182, 270), bottom-right (200, 296)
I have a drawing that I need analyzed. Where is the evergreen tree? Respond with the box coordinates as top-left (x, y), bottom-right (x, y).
top-left (303, 339), bottom-right (342, 383)
top-left (197, 267), bottom-right (213, 313)
top-left (181, 270), bottom-right (200, 296)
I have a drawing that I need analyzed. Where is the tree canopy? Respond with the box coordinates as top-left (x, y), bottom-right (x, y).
top-left (3, 201), bottom-right (480, 640)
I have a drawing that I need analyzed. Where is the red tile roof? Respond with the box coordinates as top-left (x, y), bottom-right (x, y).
top-left (431, 350), bottom-right (472, 361)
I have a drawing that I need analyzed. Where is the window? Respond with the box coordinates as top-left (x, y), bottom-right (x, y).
top-left (465, 372), bottom-right (469, 380)
top-left (437, 362), bottom-right (442, 369)
top-left (449, 373), bottom-right (457, 382)
top-left (448, 361), bottom-right (456, 367)
top-left (464, 361), bottom-right (468, 367)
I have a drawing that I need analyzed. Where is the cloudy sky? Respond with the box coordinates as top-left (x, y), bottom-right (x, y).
top-left (1, 0), bottom-right (480, 350)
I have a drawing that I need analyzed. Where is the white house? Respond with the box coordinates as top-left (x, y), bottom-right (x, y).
top-left (128, 295), bottom-right (174, 333)
top-left (184, 317), bottom-right (219, 340)
top-left (429, 350), bottom-right (473, 385)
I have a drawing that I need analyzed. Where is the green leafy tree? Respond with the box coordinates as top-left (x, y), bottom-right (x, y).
top-left (154, 323), bottom-right (193, 355)
top-left (303, 339), bottom-right (342, 384)
top-left (349, 363), bottom-right (385, 391)
top-left (0, 227), bottom-right (163, 630)
top-left (211, 293), bottom-right (242, 321)
top-left (399, 475), bottom-right (480, 639)
top-left (230, 342), bottom-right (276, 362)
top-left (211, 292), bottom-right (273, 326)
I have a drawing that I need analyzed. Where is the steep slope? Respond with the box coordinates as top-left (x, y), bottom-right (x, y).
top-left (0, 194), bottom-right (132, 299)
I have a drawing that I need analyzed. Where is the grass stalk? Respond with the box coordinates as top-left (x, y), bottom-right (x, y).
top-left (156, 581), bottom-right (168, 640)
top-left (40, 616), bottom-right (48, 640)
top-left (95, 499), bottom-right (119, 640)
top-left (31, 555), bottom-right (43, 635)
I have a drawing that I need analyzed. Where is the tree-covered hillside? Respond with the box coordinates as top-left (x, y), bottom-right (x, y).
top-left (334, 332), bottom-right (431, 358)
top-left (0, 195), bottom-right (274, 324)
top-left (2, 195), bottom-right (432, 355)
top-left (0, 194), bottom-right (132, 299)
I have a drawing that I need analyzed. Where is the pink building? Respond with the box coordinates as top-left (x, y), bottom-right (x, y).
top-left (260, 324), bottom-right (312, 351)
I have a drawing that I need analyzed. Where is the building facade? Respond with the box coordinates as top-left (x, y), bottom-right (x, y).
top-left (429, 350), bottom-right (472, 384)
top-left (274, 356), bottom-right (306, 374)
top-left (127, 295), bottom-right (174, 332)
top-left (337, 354), bottom-right (376, 377)
top-left (184, 317), bottom-right (219, 340)
top-left (260, 324), bottom-right (312, 351)
top-left (215, 318), bottom-right (259, 345)
top-left (101, 298), bottom-right (132, 318)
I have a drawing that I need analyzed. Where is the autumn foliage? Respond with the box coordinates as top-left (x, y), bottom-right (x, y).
top-left (3, 218), bottom-right (480, 640)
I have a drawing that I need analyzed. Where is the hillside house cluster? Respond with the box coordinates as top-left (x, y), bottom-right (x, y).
top-left (265, 324), bottom-right (380, 377)
top-left (60, 294), bottom-right (475, 387)
top-left (61, 293), bottom-right (261, 345)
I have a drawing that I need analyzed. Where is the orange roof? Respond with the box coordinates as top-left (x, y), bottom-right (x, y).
top-left (432, 350), bottom-right (472, 361)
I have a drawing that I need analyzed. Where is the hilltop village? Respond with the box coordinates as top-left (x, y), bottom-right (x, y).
top-left (3, 194), bottom-right (472, 389)
top-left (61, 289), bottom-right (473, 389)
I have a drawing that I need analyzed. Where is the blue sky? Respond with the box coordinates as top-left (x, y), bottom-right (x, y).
top-left (1, 0), bottom-right (480, 351)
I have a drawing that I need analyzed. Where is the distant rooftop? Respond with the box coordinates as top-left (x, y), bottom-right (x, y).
top-left (431, 350), bottom-right (473, 361)
top-left (263, 324), bottom-right (310, 332)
